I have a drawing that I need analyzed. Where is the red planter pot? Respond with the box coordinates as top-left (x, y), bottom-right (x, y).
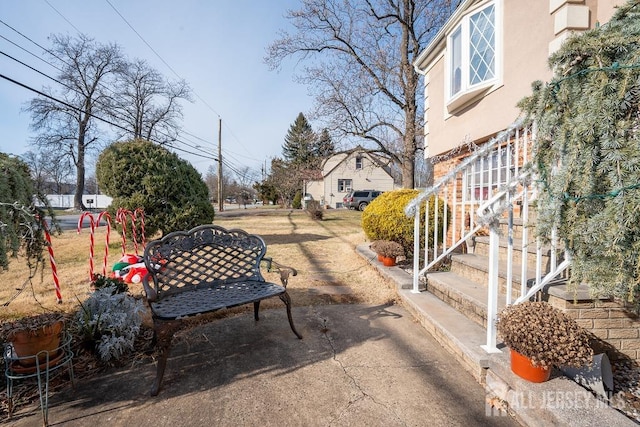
top-left (377, 253), bottom-right (384, 262)
top-left (382, 256), bottom-right (396, 267)
top-left (510, 348), bottom-right (551, 383)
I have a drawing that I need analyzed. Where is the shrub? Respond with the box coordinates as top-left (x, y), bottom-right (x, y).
top-left (73, 287), bottom-right (145, 362)
top-left (305, 200), bottom-right (323, 220)
top-left (292, 191), bottom-right (303, 209)
top-left (361, 189), bottom-right (448, 256)
top-left (96, 139), bottom-right (215, 236)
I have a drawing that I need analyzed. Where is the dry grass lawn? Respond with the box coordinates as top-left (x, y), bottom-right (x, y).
top-left (0, 208), bottom-right (398, 322)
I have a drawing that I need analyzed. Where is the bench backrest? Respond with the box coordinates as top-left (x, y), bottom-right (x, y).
top-left (143, 224), bottom-right (267, 298)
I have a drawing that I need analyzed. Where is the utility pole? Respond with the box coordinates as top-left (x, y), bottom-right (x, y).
top-left (217, 118), bottom-right (223, 212)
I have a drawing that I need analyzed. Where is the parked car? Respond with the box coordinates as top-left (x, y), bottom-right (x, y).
top-left (343, 190), bottom-right (382, 211)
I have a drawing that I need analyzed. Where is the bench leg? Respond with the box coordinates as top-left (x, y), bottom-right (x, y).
top-left (151, 319), bottom-right (180, 396)
top-left (253, 301), bottom-right (260, 321)
top-left (279, 291), bottom-right (303, 339)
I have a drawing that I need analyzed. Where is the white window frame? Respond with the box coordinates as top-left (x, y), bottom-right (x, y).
top-left (446, 1), bottom-right (502, 113)
top-left (355, 157), bottom-right (363, 170)
top-left (338, 179), bottom-right (352, 193)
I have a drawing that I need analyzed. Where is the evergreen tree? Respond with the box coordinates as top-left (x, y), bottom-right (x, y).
top-left (96, 139), bottom-right (214, 236)
top-left (0, 153), bottom-right (55, 272)
top-left (315, 128), bottom-right (335, 160)
top-left (282, 113), bottom-right (316, 166)
top-left (519, 0), bottom-right (640, 302)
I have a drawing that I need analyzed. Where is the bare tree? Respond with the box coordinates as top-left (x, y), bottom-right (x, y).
top-left (21, 151), bottom-right (47, 194)
top-left (266, 158), bottom-right (303, 207)
top-left (204, 164), bottom-right (219, 202)
top-left (266, 0), bottom-right (454, 188)
top-left (110, 58), bottom-right (192, 144)
top-left (26, 34), bottom-right (124, 210)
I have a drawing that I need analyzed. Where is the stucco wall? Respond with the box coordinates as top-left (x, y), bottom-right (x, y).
top-left (423, 0), bottom-right (554, 158)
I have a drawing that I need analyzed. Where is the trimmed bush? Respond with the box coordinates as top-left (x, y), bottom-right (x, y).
top-left (361, 189), bottom-right (448, 256)
top-left (96, 139), bottom-right (215, 236)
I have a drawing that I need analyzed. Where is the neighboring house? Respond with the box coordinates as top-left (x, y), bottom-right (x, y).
top-left (306, 147), bottom-right (396, 208)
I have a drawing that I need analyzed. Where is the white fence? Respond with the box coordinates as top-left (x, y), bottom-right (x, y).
top-left (40, 194), bottom-right (113, 210)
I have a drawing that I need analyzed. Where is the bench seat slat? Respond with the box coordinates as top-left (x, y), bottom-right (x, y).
top-left (150, 280), bottom-right (286, 319)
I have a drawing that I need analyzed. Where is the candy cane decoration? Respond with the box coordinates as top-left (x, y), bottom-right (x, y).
top-left (116, 208), bottom-right (146, 255)
top-left (129, 211), bottom-right (139, 255)
top-left (37, 214), bottom-right (62, 303)
top-left (96, 211), bottom-right (112, 276)
top-left (78, 212), bottom-right (96, 281)
top-left (116, 208), bottom-right (130, 256)
top-left (135, 208), bottom-right (146, 247)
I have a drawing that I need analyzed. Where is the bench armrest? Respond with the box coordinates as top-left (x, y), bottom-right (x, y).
top-left (262, 257), bottom-right (297, 288)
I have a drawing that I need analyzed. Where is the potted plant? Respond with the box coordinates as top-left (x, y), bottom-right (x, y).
top-left (90, 273), bottom-right (129, 294)
top-left (496, 301), bottom-right (593, 382)
top-left (370, 240), bottom-right (404, 267)
top-left (1, 312), bottom-right (65, 368)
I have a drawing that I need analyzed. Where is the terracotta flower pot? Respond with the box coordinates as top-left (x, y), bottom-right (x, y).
top-left (382, 256), bottom-right (396, 267)
top-left (510, 348), bottom-right (551, 383)
top-left (10, 320), bottom-right (64, 367)
top-left (377, 253), bottom-right (384, 262)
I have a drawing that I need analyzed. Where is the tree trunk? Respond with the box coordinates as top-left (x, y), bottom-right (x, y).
top-left (74, 125), bottom-right (87, 211)
top-left (400, 0), bottom-right (418, 189)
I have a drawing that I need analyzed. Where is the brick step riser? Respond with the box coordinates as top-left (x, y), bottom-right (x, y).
top-left (450, 259), bottom-right (529, 297)
top-left (425, 280), bottom-right (487, 329)
top-left (473, 239), bottom-right (549, 271)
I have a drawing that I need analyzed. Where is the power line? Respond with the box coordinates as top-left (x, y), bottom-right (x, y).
top-left (104, 0), bottom-right (222, 118)
top-left (102, 1), bottom-right (269, 165)
top-left (0, 72), bottom-right (216, 161)
top-left (44, 0), bottom-right (82, 34)
top-left (0, 46), bottom-right (214, 158)
top-left (1, 8), bottom-right (263, 177)
top-left (0, 30), bottom-right (220, 160)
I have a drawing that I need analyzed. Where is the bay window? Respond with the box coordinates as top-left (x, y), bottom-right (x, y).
top-left (447, 2), bottom-right (500, 111)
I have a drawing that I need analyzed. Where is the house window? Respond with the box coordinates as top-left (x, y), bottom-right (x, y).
top-left (447, 2), bottom-right (499, 107)
top-left (355, 157), bottom-right (363, 170)
top-left (464, 147), bottom-right (512, 201)
top-left (338, 179), bottom-right (352, 192)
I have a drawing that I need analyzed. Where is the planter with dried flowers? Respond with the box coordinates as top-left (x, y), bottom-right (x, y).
top-left (496, 301), bottom-right (593, 382)
top-left (1, 312), bottom-right (66, 368)
top-left (370, 240), bottom-right (404, 267)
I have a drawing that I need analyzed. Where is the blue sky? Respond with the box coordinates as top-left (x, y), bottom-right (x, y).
top-left (0, 0), bottom-right (314, 179)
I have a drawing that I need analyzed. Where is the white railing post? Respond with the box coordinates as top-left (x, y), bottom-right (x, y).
top-left (520, 183), bottom-right (530, 298)
top-left (412, 211), bottom-right (421, 293)
top-left (506, 192), bottom-right (514, 305)
top-left (482, 220), bottom-right (501, 353)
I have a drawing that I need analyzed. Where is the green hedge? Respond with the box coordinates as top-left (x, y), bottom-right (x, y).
top-left (361, 189), bottom-right (449, 256)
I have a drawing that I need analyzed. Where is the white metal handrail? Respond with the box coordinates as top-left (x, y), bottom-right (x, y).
top-left (407, 118), bottom-right (573, 354)
top-left (406, 118), bottom-right (531, 293)
top-left (475, 166), bottom-right (570, 352)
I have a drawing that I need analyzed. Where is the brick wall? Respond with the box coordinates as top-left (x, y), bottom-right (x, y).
top-left (547, 294), bottom-right (640, 363)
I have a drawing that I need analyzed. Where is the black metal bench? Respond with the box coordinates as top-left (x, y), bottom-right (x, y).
top-left (142, 224), bottom-right (302, 396)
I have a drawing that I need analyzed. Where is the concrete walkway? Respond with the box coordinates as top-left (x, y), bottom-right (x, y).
top-left (7, 304), bottom-right (517, 427)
